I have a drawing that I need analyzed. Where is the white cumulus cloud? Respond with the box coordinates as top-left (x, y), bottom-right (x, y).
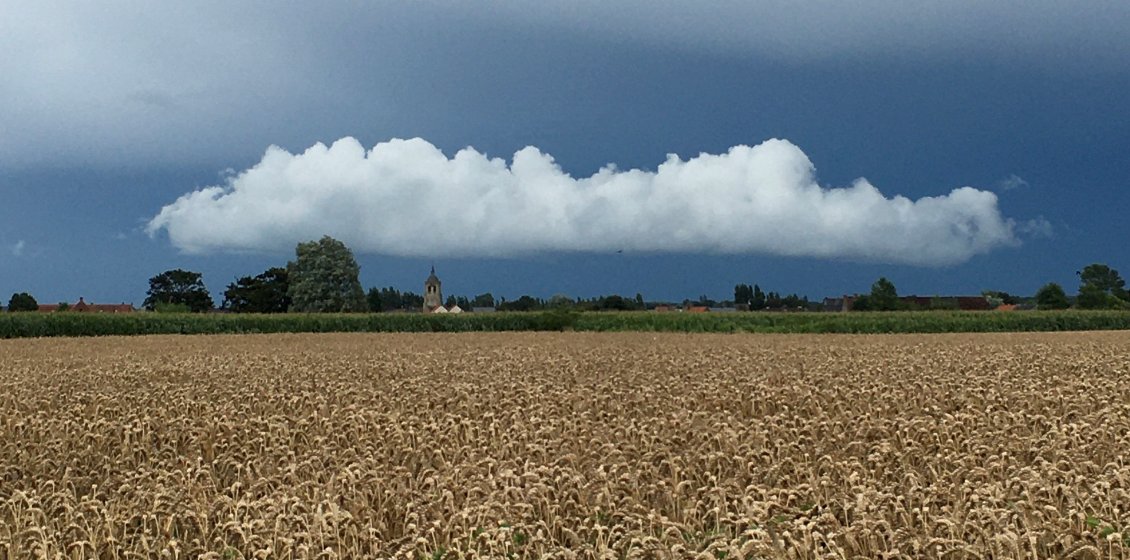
top-left (146, 137), bottom-right (1025, 266)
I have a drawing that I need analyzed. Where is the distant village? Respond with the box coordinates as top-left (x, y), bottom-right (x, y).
top-left (4, 237), bottom-right (1125, 314)
top-left (5, 265), bottom-right (1117, 315)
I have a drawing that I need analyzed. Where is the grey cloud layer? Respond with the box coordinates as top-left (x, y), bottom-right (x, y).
top-left (147, 138), bottom-right (1023, 266)
top-left (447, 0), bottom-right (1130, 62)
top-left (3, 2), bottom-right (1127, 166)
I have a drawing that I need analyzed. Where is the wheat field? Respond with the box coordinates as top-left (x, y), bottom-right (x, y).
top-left (1, 332), bottom-right (1128, 559)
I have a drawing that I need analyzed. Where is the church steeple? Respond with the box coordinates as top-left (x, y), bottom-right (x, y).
top-left (423, 266), bottom-right (442, 311)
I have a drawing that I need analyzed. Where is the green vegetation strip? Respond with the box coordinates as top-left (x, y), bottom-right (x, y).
top-left (2, 310), bottom-right (1130, 338)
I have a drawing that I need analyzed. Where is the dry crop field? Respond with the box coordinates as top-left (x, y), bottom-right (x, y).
top-left (2, 332), bottom-right (1129, 559)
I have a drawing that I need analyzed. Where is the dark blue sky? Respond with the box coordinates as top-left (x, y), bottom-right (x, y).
top-left (2, 2), bottom-right (1127, 305)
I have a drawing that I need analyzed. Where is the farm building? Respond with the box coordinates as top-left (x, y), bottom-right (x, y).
top-left (38, 297), bottom-right (135, 313)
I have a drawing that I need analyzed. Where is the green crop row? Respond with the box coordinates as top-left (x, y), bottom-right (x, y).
top-left (573, 310), bottom-right (1130, 333)
top-left (1, 309), bottom-right (1129, 339)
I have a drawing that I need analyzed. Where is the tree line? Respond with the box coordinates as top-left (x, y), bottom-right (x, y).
top-left (6, 235), bottom-right (1128, 313)
top-left (838, 264), bottom-right (1128, 312)
top-left (141, 237), bottom-right (496, 314)
top-left (733, 284), bottom-right (811, 310)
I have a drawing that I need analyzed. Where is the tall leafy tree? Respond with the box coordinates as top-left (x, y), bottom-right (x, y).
top-left (367, 287), bottom-right (426, 311)
top-left (471, 292), bottom-right (495, 308)
top-left (287, 236), bottom-right (367, 313)
top-left (762, 291), bottom-right (777, 309)
top-left (854, 277), bottom-right (900, 311)
top-left (734, 284), bottom-right (753, 306)
top-left (1078, 263), bottom-right (1126, 295)
top-left (223, 267), bottom-right (290, 313)
top-left (1035, 282), bottom-right (1070, 310)
top-left (1076, 263), bottom-right (1128, 308)
top-left (366, 287), bottom-right (384, 312)
top-left (498, 295), bottom-right (542, 312)
top-left (781, 293), bottom-right (808, 309)
top-left (144, 269), bottom-right (213, 312)
top-left (7, 292), bottom-right (38, 312)
top-left (752, 284), bottom-right (766, 309)
top-left (1076, 284), bottom-right (1116, 309)
top-left (547, 294), bottom-right (573, 308)
top-left (401, 291), bottom-right (425, 310)
top-left (869, 277), bottom-right (901, 311)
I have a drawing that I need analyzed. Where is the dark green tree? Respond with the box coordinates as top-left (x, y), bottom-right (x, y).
top-left (765, 291), bottom-right (783, 309)
top-left (1076, 263), bottom-right (1128, 308)
top-left (287, 236), bottom-right (366, 313)
top-left (600, 294), bottom-right (632, 311)
top-left (366, 287), bottom-right (384, 312)
top-left (223, 267), bottom-right (290, 313)
top-left (7, 292), bottom-right (38, 312)
top-left (368, 286), bottom-right (427, 311)
top-left (752, 284), bottom-right (766, 310)
top-left (734, 284), bottom-right (753, 307)
top-left (1035, 282), bottom-right (1070, 310)
top-left (1078, 263), bottom-right (1126, 295)
top-left (868, 277), bottom-right (901, 311)
top-left (781, 294), bottom-right (808, 309)
top-left (498, 295), bottom-right (542, 312)
top-left (401, 291), bottom-right (425, 310)
top-left (444, 295), bottom-right (457, 309)
top-left (1076, 284), bottom-right (1116, 309)
top-left (547, 294), bottom-right (574, 309)
top-left (144, 269), bottom-right (213, 312)
top-left (851, 295), bottom-right (872, 311)
top-left (471, 292), bottom-right (495, 308)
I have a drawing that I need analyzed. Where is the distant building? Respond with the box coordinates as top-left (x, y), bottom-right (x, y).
top-left (471, 307), bottom-right (496, 313)
top-left (423, 266), bottom-right (442, 312)
top-left (822, 296), bottom-right (855, 312)
top-left (38, 297), bottom-right (135, 313)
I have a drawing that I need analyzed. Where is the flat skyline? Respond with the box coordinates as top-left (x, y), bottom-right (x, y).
top-left (2, 2), bottom-right (1128, 305)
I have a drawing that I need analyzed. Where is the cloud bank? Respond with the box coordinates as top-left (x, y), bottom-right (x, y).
top-left (4, 2), bottom-right (1128, 167)
top-left (147, 137), bottom-right (1027, 266)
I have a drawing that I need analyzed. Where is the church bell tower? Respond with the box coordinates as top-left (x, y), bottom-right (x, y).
top-left (423, 266), bottom-right (442, 311)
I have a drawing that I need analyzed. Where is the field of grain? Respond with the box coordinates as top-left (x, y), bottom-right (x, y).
top-left (2, 332), bottom-right (1129, 559)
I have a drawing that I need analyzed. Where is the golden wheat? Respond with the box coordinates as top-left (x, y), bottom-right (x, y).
top-left (1, 332), bottom-right (1128, 559)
